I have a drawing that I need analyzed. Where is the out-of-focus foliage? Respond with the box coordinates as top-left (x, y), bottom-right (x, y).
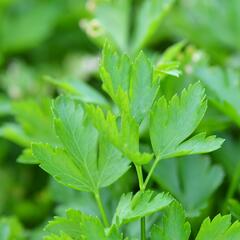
top-left (164, 0), bottom-right (240, 63)
top-left (1, 0), bottom-right (240, 239)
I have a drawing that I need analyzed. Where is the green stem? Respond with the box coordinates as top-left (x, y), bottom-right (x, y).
top-left (135, 164), bottom-right (146, 240)
top-left (136, 165), bottom-right (145, 190)
top-left (227, 163), bottom-right (240, 199)
top-left (143, 156), bottom-right (160, 189)
top-left (223, 161), bottom-right (240, 212)
top-left (141, 218), bottom-right (146, 240)
top-left (94, 191), bottom-right (109, 227)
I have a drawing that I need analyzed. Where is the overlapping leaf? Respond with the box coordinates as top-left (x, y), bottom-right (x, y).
top-left (33, 96), bottom-right (129, 193)
top-left (150, 205), bottom-right (240, 240)
top-left (0, 99), bottom-right (59, 164)
top-left (150, 201), bottom-right (190, 240)
top-left (112, 190), bottom-right (173, 226)
top-left (86, 105), bottom-right (152, 165)
top-left (45, 233), bottom-right (73, 240)
top-left (100, 44), bottom-right (160, 124)
top-left (45, 209), bottom-right (122, 240)
top-left (196, 214), bottom-right (240, 240)
top-left (86, 44), bottom-right (160, 165)
top-left (150, 82), bottom-right (224, 160)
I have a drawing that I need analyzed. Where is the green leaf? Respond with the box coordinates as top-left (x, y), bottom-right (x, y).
top-left (155, 61), bottom-right (181, 78)
top-left (197, 66), bottom-right (240, 127)
top-left (129, 52), bottom-right (160, 123)
top-left (100, 44), bottom-right (131, 100)
top-left (33, 96), bottom-right (129, 192)
top-left (45, 77), bottom-right (108, 106)
top-left (17, 148), bottom-right (38, 164)
top-left (95, 0), bottom-right (130, 52)
top-left (112, 190), bottom-right (173, 226)
top-left (97, 135), bottom-right (130, 188)
top-left (44, 233), bottom-right (73, 240)
top-left (45, 209), bottom-right (122, 240)
top-left (33, 143), bottom-right (91, 192)
top-left (150, 82), bottom-right (224, 160)
top-left (45, 209), bottom-right (102, 239)
top-left (1, 98), bottom-right (60, 164)
top-left (228, 199), bottom-right (240, 220)
top-left (131, 0), bottom-right (174, 53)
top-left (148, 155), bottom-right (224, 217)
top-left (196, 214), bottom-right (240, 240)
top-left (150, 201), bottom-right (190, 240)
top-left (155, 41), bottom-right (186, 79)
top-left (0, 123), bottom-right (29, 147)
top-left (88, 45), bottom-right (165, 165)
top-left (12, 99), bottom-right (59, 146)
top-left (100, 44), bottom-right (160, 124)
top-left (86, 104), bottom-right (153, 165)
top-left (173, 132), bottom-right (224, 157)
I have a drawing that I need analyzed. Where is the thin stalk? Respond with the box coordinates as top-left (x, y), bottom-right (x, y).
top-left (135, 164), bottom-right (146, 240)
top-left (143, 156), bottom-right (160, 189)
top-left (141, 218), bottom-right (146, 240)
top-left (94, 191), bottom-right (109, 227)
top-left (136, 164), bottom-right (145, 190)
top-left (227, 162), bottom-right (240, 199)
top-left (223, 161), bottom-right (240, 212)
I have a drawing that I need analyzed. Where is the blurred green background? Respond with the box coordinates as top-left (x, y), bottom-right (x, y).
top-left (1, 0), bottom-right (240, 239)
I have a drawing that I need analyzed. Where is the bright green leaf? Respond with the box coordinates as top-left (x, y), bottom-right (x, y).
top-left (33, 96), bottom-right (129, 192)
top-left (129, 51), bottom-right (160, 123)
top-left (112, 190), bottom-right (173, 226)
top-left (150, 201), bottom-right (190, 240)
top-left (33, 143), bottom-right (93, 192)
top-left (100, 44), bottom-right (160, 124)
top-left (17, 148), bottom-right (38, 164)
top-left (196, 214), bottom-right (240, 240)
top-left (155, 41), bottom-right (186, 79)
top-left (44, 233), bottom-right (73, 240)
top-left (86, 104), bottom-right (153, 165)
top-left (150, 82), bottom-right (224, 160)
top-left (45, 209), bottom-right (122, 240)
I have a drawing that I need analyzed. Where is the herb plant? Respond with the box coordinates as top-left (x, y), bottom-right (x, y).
top-left (1, 1), bottom-right (240, 240)
top-left (29, 44), bottom-right (228, 239)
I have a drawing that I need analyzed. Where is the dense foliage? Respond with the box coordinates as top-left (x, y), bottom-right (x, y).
top-left (1, 0), bottom-right (240, 239)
